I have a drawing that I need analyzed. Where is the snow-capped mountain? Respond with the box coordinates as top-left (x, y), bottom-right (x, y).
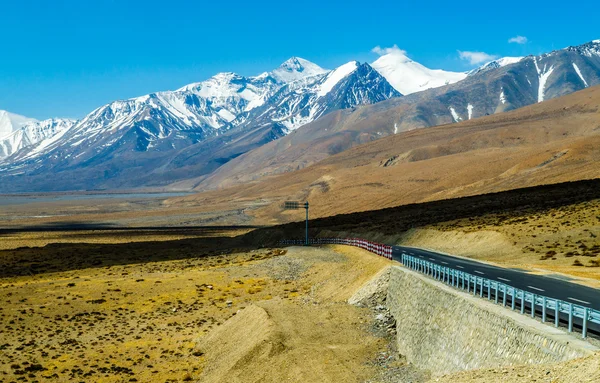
top-left (467, 57), bottom-right (524, 76)
top-left (399, 39), bottom-right (600, 126)
top-left (197, 40), bottom-right (600, 191)
top-left (0, 118), bottom-right (75, 159)
top-left (268, 57), bottom-right (329, 83)
top-left (2, 39), bottom-right (600, 193)
top-left (0, 110), bottom-right (37, 138)
top-left (0, 57), bottom-right (400, 191)
top-left (371, 50), bottom-right (466, 95)
top-left (239, 61), bottom-right (400, 132)
top-left (4, 58), bottom-right (329, 167)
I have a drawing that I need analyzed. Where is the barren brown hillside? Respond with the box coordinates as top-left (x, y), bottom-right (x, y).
top-left (167, 84), bottom-right (600, 224)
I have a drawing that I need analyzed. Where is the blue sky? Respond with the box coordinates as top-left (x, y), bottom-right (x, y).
top-left (2, 0), bottom-right (598, 120)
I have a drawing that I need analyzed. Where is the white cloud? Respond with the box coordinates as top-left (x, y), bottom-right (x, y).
top-left (508, 35), bottom-right (528, 44)
top-left (458, 50), bottom-right (499, 65)
top-left (371, 44), bottom-right (407, 56)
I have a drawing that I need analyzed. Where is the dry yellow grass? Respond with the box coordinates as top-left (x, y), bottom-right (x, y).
top-left (0, 228), bottom-right (251, 251)
top-left (0, 225), bottom-right (395, 383)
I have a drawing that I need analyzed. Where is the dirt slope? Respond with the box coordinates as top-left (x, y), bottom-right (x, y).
top-left (194, 245), bottom-right (400, 383)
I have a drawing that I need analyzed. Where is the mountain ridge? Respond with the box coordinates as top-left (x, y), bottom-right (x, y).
top-left (195, 40), bottom-right (600, 191)
top-left (2, 39), bottom-right (599, 193)
top-left (0, 57), bottom-right (401, 192)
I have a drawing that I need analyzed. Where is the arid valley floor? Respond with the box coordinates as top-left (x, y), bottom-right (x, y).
top-left (1, 180), bottom-right (600, 383)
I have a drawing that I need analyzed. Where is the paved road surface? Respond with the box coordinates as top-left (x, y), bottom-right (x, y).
top-left (392, 245), bottom-right (600, 335)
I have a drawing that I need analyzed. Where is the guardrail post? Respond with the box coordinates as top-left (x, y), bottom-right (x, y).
top-left (521, 291), bottom-right (525, 314)
top-left (568, 303), bottom-right (573, 333)
top-left (487, 281), bottom-right (491, 300)
top-left (542, 297), bottom-right (546, 322)
top-left (511, 288), bottom-right (515, 310)
top-left (532, 294), bottom-right (536, 318)
top-left (494, 283), bottom-right (499, 304)
top-left (583, 308), bottom-right (589, 339)
top-left (466, 275), bottom-right (470, 292)
top-left (479, 278), bottom-right (483, 297)
top-left (555, 301), bottom-right (560, 327)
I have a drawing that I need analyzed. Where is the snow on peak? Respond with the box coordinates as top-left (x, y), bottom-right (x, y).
top-left (0, 117), bottom-right (76, 159)
top-left (270, 57), bottom-right (328, 83)
top-left (0, 110), bottom-right (38, 138)
top-left (177, 72), bottom-right (243, 93)
top-left (468, 57), bottom-right (523, 76)
top-left (371, 52), bottom-right (466, 95)
top-left (317, 61), bottom-right (359, 97)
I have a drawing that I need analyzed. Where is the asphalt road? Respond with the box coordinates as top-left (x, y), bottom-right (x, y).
top-left (392, 245), bottom-right (600, 335)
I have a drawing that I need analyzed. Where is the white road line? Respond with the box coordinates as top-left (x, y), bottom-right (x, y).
top-left (474, 270), bottom-right (485, 275)
top-left (456, 265), bottom-right (464, 269)
top-left (527, 285), bottom-right (545, 292)
top-left (497, 277), bottom-right (511, 282)
top-left (418, 255), bottom-right (423, 258)
top-left (428, 258), bottom-right (435, 261)
top-left (440, 261), bottom-right (449, 265)
top-left (568, 297), bottom-right (591, 305)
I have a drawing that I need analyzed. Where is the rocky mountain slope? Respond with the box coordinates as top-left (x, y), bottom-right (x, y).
top-left (167, 83), bottom-right (600, 226)
top-left (197, 40), bottom-right (600, 190)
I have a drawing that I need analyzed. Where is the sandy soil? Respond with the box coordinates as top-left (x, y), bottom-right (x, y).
top-left (435, 352), bottom-right (600, 383)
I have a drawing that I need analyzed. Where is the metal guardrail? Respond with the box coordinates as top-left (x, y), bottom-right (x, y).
top-left (280, 238), bottom-right (392, 259)
top-left (279, 237), bottom-right (600, 339)
top-left (402, 253), bottom-right (600, 339)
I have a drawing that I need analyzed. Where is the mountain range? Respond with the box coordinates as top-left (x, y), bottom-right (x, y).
top-left (186, 40), bottom-right (600, 191)
top-left (0, 39), bottom-right (599, 192)
top-left (167, 82), bottom-right (600, 225)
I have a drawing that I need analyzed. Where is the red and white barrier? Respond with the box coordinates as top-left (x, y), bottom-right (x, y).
top-left (280, 237), bottom-right (394, 261)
